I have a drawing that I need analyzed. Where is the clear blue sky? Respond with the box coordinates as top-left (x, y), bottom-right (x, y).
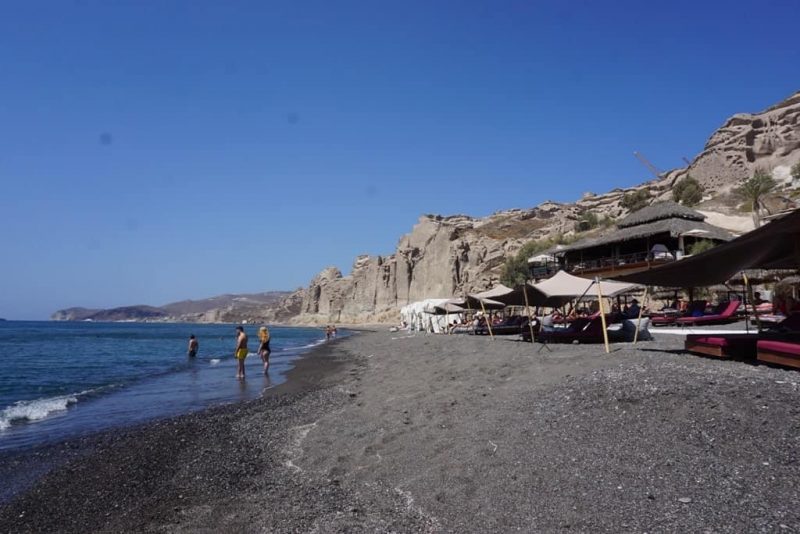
top-left (1, 0), bottom-right (798, 319)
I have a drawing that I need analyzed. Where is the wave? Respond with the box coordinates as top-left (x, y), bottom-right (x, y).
top-left (0, 392), bottom-right (89, 431)
top-left (280, 339), bottom-right (326, 353)
top-left (209, 358), bottom-right (221, 365)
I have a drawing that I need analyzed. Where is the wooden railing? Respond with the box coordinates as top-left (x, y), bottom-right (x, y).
top-left (567, 250), bottom-right (676, 274)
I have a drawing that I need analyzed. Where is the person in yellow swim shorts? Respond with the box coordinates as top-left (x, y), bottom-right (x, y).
top-left (234, 326), bottom-right (248, 379)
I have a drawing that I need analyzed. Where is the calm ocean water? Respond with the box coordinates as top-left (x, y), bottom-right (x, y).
top-left (0, 321), bottom-right (335, 452)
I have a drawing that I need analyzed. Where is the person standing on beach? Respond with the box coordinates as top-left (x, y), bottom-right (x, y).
top-left (187, 334), bottom-right (199, 358)
top-left (258, 326), bottom-right (271, 373)
top-left (234, 326), bottom-right (248, 379)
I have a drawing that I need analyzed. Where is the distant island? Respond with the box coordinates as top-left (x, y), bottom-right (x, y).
top-left (51, 291), bottom-right (302, 324)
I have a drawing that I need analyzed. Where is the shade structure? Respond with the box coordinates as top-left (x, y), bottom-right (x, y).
top-left (432, 302), bottom-right (467, 315)
top-left (421, 299), bottom-right (458, 314)
top-left (491, 283), bottom-right (553, 307)
top-left (534, 270), bottom-right (638, 299)
top-left (468, 284), bottom-right (514, 300)
top-left (614, 208), bottom-right (800, 287)
top-left (491, 271), bottom-right (638, 307)
top-left (451, 295), bottom-right (507, 311)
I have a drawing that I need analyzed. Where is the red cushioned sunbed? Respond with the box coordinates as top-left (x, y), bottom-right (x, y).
top-left (685, 333), bottom-right (758, 359)
top-left (757, 339), bottom-right (800, 369)
top-left (676, 301), bottom-right (740, 326)
top-left (539, 315), bottom-right (606, 344)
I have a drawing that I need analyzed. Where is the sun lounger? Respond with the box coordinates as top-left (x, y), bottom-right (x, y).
top-left (685, 333), bottom-right (759, 359)
top-left (475, 316), bottom-right (527, 336)
top-left (538, 316), bottom-right (607, 344)
top-left (651, 300), bottom-right (707, 326)
top-left (756, 339), bottom-right (800, 369)
top-left (676, 301), bottom-right (740, 326)
top-left (650, 313), bottom-right (678, 326)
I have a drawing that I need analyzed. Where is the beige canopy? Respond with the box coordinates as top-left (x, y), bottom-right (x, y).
top-left (493, 271), bottom-right (638, 307)
top-left (451, 295), bottom-right (506, 310)
top-left (535, 270), bottom-right (637, 299)
top-left (468, 284), bottom-right (514, 300)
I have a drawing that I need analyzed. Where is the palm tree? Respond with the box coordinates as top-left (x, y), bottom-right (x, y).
top-left (734, 169), bottom-right (776, 228)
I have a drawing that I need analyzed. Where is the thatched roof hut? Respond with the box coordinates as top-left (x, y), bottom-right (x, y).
top-left (557, 217), bottom-right (733, 253)
top-left (617, 201), bottom-right (705, 228)
top-left (551, 201), bottom-right (735, 278)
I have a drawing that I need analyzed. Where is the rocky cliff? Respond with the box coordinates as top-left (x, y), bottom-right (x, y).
top-left (293, 91), bottom-right (800, 324)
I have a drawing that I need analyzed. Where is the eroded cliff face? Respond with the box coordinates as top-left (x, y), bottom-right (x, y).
top-left (658, 91), bottom-right (800, 195)
top-left (293, 91), bottom-right (800, 324)
top-left (294, 216), bottom-right (514, 324)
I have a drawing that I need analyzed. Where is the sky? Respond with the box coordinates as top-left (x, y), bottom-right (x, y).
top-left (1, 0), bottom-right (798, 319)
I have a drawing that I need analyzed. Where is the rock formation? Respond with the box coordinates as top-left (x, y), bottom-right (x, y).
top-left (293, 91), bottom-right (800, 324)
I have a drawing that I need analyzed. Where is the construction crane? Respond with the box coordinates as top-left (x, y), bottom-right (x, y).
top-left (633, 151), bottom-right (663, 180)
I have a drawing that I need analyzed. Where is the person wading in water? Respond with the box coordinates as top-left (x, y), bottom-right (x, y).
top-left (234, 326), bottom-right (248, 379)
top-left (258, 326), bottom-right (271, 374)
top-left (187, 334), bottom-right (199, 358)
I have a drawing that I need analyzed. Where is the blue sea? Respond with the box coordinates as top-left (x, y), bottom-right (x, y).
top-left (0, 321), bottom-right (334, 452)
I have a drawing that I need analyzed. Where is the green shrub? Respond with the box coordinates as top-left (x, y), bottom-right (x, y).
top-left (687, 239), bottom-right (716, 255)
top-left (620, 190), bottom-right (651, 212)
top-left (501, 236), bottom-right (564, 287)
top-left (673, 175), bottom-right (704, 206)
top-left (573, 211), bottom-right (600, 232)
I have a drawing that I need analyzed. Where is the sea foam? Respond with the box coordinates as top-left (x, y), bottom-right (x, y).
top-left (0, 394), bottom-right (80, 431)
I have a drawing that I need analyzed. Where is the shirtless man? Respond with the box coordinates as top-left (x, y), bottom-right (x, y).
top-left (234, 326), bottom-right (248, 379)
top-left (187, 334), bottom-right (199, 358)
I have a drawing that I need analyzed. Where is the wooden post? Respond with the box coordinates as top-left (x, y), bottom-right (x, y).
top-left (523, 283), bottom-right (536, 343)
top-left (596, 277), bottom-right (610, 354)
top-left (633, 286), bottom-right (649, 344)
top-left (479, 299), bottom-right (495, 340)
top-left (743, 272), bottom-right (762, 333)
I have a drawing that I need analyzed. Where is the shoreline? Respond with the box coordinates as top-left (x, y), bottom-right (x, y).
top-left (0, 334), bottom-right (355, 508)
top-left (3, 331), bottom-right (800, 531)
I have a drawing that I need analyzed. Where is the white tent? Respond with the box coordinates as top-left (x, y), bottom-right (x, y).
top-left (469, 284), bottom-right (514, 300)
top-left (400, 299), bottom-right (463, 333)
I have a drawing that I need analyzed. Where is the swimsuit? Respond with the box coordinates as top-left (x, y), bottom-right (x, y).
top-left (236, 348), bottom-right (248, 359)
top-left (188, 349), bottom-right (197, 358)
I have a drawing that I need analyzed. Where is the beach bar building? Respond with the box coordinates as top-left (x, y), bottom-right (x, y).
top-left (551, 201), bottom-right (734, 278)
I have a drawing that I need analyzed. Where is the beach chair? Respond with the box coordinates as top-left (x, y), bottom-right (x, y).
top-left (538, 315), bottom-right (606, 344)
top-left (756, 339), bottom-right (800, 369)
top-left (685, 333), bottom-right (759, 360)
top-left (650, 300), bottom-right (707, 326)
top-left (676, 301), bottom-right (740, 326)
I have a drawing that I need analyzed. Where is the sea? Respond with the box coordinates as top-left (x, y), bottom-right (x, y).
top-left (0, 321), bottom-right (335, 453)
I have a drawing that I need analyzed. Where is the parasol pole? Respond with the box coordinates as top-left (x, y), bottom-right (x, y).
top-left (596, 277), bottom-right (610, 354)
top-left (523, 282), bottom-right (536, 343)
top-left (479, 298), bottom-right (495, 340)
top-left (633, 286), bottom-right (649, 344)
top-left (743, 272), bottom-right (762, 333)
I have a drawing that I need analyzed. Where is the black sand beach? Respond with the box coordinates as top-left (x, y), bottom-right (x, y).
top-left (2, 331), bottom-right (800, 532)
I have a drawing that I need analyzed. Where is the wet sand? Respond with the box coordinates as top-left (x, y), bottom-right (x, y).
top-left (2, 331), bottom-right (800, 532)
